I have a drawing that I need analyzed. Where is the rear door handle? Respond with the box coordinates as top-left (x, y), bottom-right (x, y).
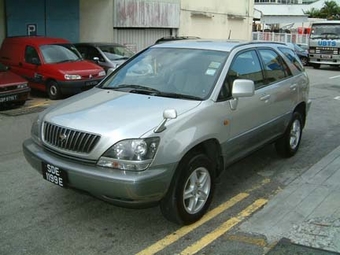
top-left (290, 84), bottom-right (297, 91)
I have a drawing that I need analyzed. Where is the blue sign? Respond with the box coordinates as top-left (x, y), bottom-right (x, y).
top-left (318, 40), bottom-right (337, 47)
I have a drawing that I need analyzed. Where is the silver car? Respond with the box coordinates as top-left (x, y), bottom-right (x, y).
top-left (23, 40), bottom-right (311, 225)
top-left (74, 42), bottom-right (135, 71)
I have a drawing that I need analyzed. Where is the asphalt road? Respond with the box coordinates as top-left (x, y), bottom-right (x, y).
top-left (1, 66), bottom-right (340, 255)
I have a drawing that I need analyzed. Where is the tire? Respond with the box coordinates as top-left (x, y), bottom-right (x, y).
top-left (160, 153), bottom-right (215, 225)
top-left (275, 111), bottom-right (303, 158)
top-left (300, 57), bottom-right (308, 66)
top-left (47, 80), bottom-right (62, 100)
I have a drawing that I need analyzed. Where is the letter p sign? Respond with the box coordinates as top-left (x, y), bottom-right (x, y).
top-left (27, 24), bottom-right (37, 36)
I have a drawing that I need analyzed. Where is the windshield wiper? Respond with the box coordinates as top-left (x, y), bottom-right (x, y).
top-left (111, 84), bottom-right (161, 95)
top-left (57, 59), bottom-right (74, 63)
top-left (155, 92), bottom-right (202, 101)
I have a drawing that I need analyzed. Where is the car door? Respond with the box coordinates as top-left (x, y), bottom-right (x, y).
top-left (20, 45), bottom-right (45, 91)
top-left (219, 49), bottom-right (275, 163)
top-left (257, 47), bottom-right (298, 136)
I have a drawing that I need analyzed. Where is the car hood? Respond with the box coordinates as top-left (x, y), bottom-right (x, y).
top-left (47, 60), bottom-right (103, 75)
top-left (43, 88), bottom-right (201, 140)
top-left (0, 71), bottom-right (27, 86)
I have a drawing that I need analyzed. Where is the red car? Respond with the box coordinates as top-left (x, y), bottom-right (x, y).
top-left (0, 62), bottom-right (30, 106)
top-left (0, 36), bottom-right (106, 100)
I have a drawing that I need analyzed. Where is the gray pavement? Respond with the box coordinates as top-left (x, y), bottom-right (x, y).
top-left (240, 145), bottom-right (340, 254)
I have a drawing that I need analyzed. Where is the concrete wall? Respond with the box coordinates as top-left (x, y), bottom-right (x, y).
top-left (179, 0), bottom-right (254, 40)
top-left (79, 0), bottom-right (114, 42)
top-left (0, 0), bottom-right (5, 44)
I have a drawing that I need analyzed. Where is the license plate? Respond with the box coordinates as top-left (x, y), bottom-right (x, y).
top-left (42, 162), bottom-right (68, 187)
top-left (321, 55), bottom-right (332, 59)
top-left (85, 80), bottom-right (98, 86)
top-left (0, 95), bottom-right (17, 103)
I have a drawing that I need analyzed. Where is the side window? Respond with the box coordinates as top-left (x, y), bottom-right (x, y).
top-left (218, 50), bottom-right (264, 100)
top-left (76, 46), bottom-right (88, 59)
top-left (25, 46), bottom-right (40, 65)
top-left (278, 47), bottom-right (303, 75)
top-left (258, 49), bottom-right (290, 83)
top-left (87, 47), bottom-right (103, 62)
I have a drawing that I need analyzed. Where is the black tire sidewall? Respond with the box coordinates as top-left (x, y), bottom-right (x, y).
top-left (276, 111), bottom-right (303, 157)
top-left (47, 80), bottom-right (61, 100)
top-left (171, 153), bottom-right (215, 225)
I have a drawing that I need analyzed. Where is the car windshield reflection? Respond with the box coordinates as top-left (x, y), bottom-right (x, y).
top-left (100, 48), bottom-right (228, 100)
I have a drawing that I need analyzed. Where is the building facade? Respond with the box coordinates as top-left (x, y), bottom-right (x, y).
top-left (0, 0), bottom-right (254, 52)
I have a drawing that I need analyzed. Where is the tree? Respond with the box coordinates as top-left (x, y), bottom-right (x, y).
top-left (304, 0), bottom-right (340, 20)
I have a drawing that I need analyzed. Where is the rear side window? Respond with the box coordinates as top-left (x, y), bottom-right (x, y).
top-left (258, 49), bottom-right (290, 84)
top-left (278, 47), bottom-right (304, 74)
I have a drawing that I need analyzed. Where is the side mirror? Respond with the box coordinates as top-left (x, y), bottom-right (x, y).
top-left (93, 57), bottom-right (99, 63)
top-left (232, 79), bottom-right (255, 98)
top-left (31, 57), bottom-right (41, 65)
top-left (230, 79), bottom-right (255, 111)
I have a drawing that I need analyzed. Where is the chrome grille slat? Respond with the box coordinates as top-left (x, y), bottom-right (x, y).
top-left (43, 122), bottom-right (100, 154)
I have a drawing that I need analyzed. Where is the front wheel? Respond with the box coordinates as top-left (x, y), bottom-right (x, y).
top-left (160, 153), bottom-right (215, 225)
top-left (47, 80), bottom-right (62, 100)
top-left (275, 111), bottom-right (303, 158)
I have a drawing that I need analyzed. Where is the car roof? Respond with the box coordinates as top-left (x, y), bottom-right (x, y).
top-left (74, 42), bottom-right (123, 47)
top-left (4, 36), bottom-right (70, 45)
top-left (151, 39), bottom-right (288, 52)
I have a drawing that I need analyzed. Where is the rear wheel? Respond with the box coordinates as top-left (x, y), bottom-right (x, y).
top-left (47, 80), bottom-right (62, 100)
top-left (275, 111), bottom-right (303, 158)
top-left (160, 152), bottom-right (215, 225)
top-left (300, 57), bottom-right (308, 66)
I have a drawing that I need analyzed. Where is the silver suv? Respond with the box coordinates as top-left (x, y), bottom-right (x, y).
top-left (23, 40), bottom-right (311, 225)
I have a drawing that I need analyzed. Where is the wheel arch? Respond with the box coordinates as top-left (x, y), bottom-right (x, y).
top-left (294, 102), bottom-right (307, 128)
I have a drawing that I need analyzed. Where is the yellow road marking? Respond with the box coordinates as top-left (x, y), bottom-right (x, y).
top-left (180, 198), bottom-right (268, 255)
top-left (135, 193), bottom-right (249, 255)
top-left (27, 101), bottom-right (50, 109)
top-left (245, 178), bottom-right (270, 193)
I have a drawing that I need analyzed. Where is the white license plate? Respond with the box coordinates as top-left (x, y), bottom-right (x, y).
top-left (85, 80), bottom-right (98, 86)
top-left (42, 162), bottom-right (68, 187)
top-left (0, 95), bottom-right (17, 103)
top-left (321, 55), bottom-right (332, 59)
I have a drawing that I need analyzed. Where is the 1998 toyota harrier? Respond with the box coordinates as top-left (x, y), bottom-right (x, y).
top-left (23, 40), bottom-right (311, 225)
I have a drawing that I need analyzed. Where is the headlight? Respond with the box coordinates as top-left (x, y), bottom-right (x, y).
top-left (31, 116), bottom-right (42, 144)
top-left (17, 83), bottom-right (28, 89)
top-left (64, 74), bottom-right (81, 80)
top-left (99, 70), bottom-right (106, 77)
top-left (97, 137), bottom-right (160, 171)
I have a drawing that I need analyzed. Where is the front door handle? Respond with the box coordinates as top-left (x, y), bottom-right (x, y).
top-left (260, 94), bottom-right (271, 101)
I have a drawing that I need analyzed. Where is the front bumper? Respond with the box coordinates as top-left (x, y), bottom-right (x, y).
top-left (22, 138), bottom-right (176, 208)
top-left (0, 88), bottom-right (30, 104)
top-left (58, 78), bottom-right (103, 95)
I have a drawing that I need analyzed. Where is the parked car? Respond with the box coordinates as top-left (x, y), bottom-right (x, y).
top-left (0, 36), bottom-right (106, 100)
top-left (74, 42), bottom-right (135, 71)
top-left (23, 40), bottom-right (311, 225)
top-left (155, 36), bottom-right (200, 44)
top-left (286, 43), bottom-right (309, 66)
top-left (0, 62), bottom-right (30, 107)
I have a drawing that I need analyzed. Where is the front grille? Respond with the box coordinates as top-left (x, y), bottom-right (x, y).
top-left (0, 85), bottom-right (17, 92)
top-left (43, 121), bottom-right (100, 154)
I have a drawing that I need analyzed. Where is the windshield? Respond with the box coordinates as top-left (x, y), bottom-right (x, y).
top-left (310, 24), bottom-right (340, 39)
top-left (99, 45), bottom-right (134, 61)
top-left (40, 44), bottom-right (82, 64)
top-left (100, 47), bottom-right (228, 100)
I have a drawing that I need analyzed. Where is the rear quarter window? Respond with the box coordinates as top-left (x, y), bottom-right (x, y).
top-left (258, 49), bottom-right (291, 84)
top-left (278, 47), bottom-right (304, 75)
